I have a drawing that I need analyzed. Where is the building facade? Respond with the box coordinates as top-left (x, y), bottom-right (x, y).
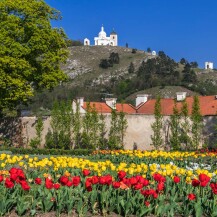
top-left (15, 93), bottom-right (217, 150)
top-left (84, 25), bottom-right (118, 46)
top-left (205, 62), bottom-right (214, 70)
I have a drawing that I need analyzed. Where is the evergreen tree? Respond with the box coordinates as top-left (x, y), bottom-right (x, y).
top-left (128, 62), bottom-right (135, 74)
top-left (151, 97), bottom-right (163, 149)
top-left (169, 102), bottom-right (180, 150)
top-left (147, 47), bottom-right (151, 53)
top-left (182, 63), bottom-right (197, 83)
top-left (191, 96), bottom-right (203, 150)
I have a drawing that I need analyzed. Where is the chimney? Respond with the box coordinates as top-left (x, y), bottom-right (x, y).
top-left (76, 97), bottom-right (84, 107)
top-left (176, 92), bottom-right (187, 101)
top-left (105, 98), bottom-right (117, 109)
top-left (136, 94), bottom-right (149, 107)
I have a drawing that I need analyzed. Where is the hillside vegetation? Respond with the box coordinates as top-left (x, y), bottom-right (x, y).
top-left (22, 46), bottom-right (217, 114)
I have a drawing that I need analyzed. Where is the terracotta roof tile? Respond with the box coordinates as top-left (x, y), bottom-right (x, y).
top-left (116, 103), bottom-right (136, 114)
top-left (82, 102), bottom-right (136, 114)
top-left (82, 102), bottom-right (112, 113)
top-left (137, 95), bottom-right (217, 116)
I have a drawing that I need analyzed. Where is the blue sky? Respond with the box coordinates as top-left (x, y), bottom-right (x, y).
top-left (46, 0), bottom-right (217, 68)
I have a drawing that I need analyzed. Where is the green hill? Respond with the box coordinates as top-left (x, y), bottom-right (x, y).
top-left (22, 46), bottom-right (217, 114)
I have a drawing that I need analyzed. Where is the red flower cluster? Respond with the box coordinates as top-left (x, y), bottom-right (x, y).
top-left (44, 175), bottom-right (81, 189)
top-left (5, 168), bottom-right (30, 191)
top-left (141, 189), bottom-right (158, 199)
top-left (210, 182), bottom-right (217, 194)
top-left (85, 175), bottom-right (113, 191)
top-left (153, 173), bottom-right (166, 183)
top-left (192, 174), bottom-right (210, 188)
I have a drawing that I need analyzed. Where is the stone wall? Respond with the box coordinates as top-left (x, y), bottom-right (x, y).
top-left (2, 115), bottom-right (217, 150)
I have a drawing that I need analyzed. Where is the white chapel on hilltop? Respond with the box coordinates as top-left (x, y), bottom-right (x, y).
top-left (84, 25), bottom-right (118, 46)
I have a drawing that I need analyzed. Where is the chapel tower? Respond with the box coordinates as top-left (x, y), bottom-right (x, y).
top-left (110, 29), bottom-right (118, 46)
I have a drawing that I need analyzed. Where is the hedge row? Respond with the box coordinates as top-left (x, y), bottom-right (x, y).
top-left (0, 147), bottom-right (93, 156)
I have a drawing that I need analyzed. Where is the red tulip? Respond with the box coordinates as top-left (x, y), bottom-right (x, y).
top-left (21, 182), bottom-right (30, 191)
top-left (66, 181), bottom-right (73, 187)
top-left (83, 169), bottom-right (90, 176)
top-left (134, 183), bottom-right (143, 190)
top-left (188, 193), bottom-right (196, 200)
top-left (59, 176), bottom-right (69, 186)
top-left (112, 181), bottom-right (121, 189)
top-left (130, 177), bottom-right (138, 185)
top-left (144, 201), bottom-right (150, 207)
top-left (72, 176), bottom-right (81, 186)
top-left (35, 178), bottom-right (42, 185)
top-left (45, 178), bottom-right (53, 189)
top-left (53, 183), bottom-right (61, 189)
top-left (153, 173), bottom-right (166, 182)
top-left (192, 179), bottom-right (200, 187)
top-left (157, 182), bottom-right (164, 191)
top-left (173, 176), bottom-right (180, 183)
top-left (5, 178), bottom-right (14, 189)
top-left (91, 176), bottom-right (99, 184)
top-left (118, 171), bottom-right (126, 180)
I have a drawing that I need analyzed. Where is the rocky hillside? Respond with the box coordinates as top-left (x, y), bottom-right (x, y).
top-left (62, 46), bottom-right (155, 87)
top-left (24, 46), bottom-right (217, 113)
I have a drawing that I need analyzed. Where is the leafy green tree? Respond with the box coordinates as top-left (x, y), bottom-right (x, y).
top-left (169, 102), bottom-right (181, 150)
top-left (180, 100), bottom-right (192, 150)
top-left (109, 108), bottom-right (127, 149)
top-left (81, 103), bottom-right (100, 149)
top-left (49, 101), bottom-right (72, 149)
top-left (29, 116), bottom-right (44, 148)
top-left (0, 0), bottom-right (68, 111)
top-left (151, 97), bottom-right (163, 149)
top-left (128, 62), bottom-right (135, 74)
top-left (118, 110), bottom-right (128, 146)
top-left (191, 96), bottom-right (203, 150)
top-left (72, 102), bottom-right (82, 149)
top-left (98, 113), bottom-right (107, 149)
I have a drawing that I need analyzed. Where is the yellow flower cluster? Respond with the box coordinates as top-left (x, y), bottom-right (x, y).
top-left (94, 150), bottom-right (216, 159)
top-left (0, 153), bottom-right (216, 181)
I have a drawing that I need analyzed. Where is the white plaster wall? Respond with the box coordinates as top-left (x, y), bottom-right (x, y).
top-left (19, 115), bottom-right (217, 150)
top-left (205, 62), bottom-right (214, 70)
top-left (110, 35), bottom-right (118, 46)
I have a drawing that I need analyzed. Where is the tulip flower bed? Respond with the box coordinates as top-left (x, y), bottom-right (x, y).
top-left (0, 151), bottom-right (217, 216)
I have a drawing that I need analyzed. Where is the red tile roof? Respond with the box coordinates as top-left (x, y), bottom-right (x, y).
top-left (137, 95), bottom-right (217, 116)
top-left (82, 102), bottom-right (136, 114)
top-left (82, 102), bottom-right (112, 113)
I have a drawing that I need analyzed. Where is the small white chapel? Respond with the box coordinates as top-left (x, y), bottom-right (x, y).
top-left (84, 25), bottom-right (118, 46)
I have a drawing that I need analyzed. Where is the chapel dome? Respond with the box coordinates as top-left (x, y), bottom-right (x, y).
top-left (98, 25), bottom-right (107, 38)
